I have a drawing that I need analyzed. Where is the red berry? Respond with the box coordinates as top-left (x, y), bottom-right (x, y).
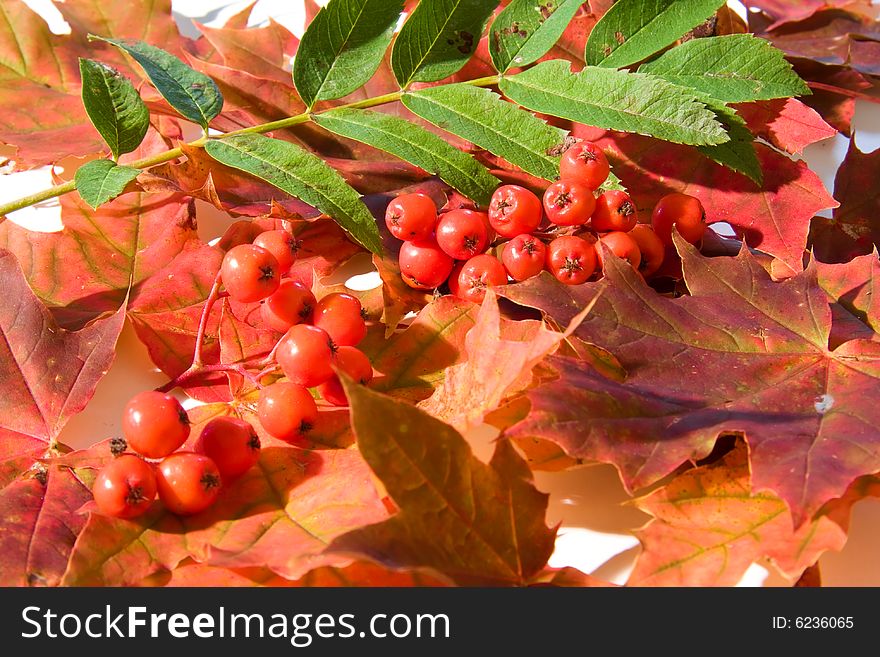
top-left (261, 279), bottom-right (316, 332)
top-left (122, 391), bottom-right (190, 459)
top-left (93, 454), bottom-right (157, 519)
top-left (313, 292), bottom-right (366, 346)
top-left (597, 231), bottom-right (642, 270)
top-left (591, 190), bottom-right (637, 232)
top-left (156, 452), bottom-right (221, 516)
top-left (258, 382), bottom-right (318, 443)
top-left (501, 234), bottom-right (547, 282)
top-left (546, 236), bottom-right (597, 285)
top-left (452, 254), bottom-right (507, 303)
top-left (435, 209), bottom-right (490, 260)
top-left (196, 417), bottom-right (260, 482)
top-left (253, 229), bottom-right (300, 272)
top-left (651, 192), bottom-right (706, 246)
top-left (543, 180), bottom-right (596, 226)
top-left (488, 185), bottom-right (542, 237)
top-left (318, 346), bottom-right (373, 406)
top-left (385, 193), bottom-right (438, 241)
top-left (398, 239), bottom-right (454, 289)
top-left (559, 141), bottom-right (610, 190)
top-left (628, 224), bottom-right (666, 276)
top-left (276, 324), bottom-right (336, 387)
top-left (221, 244), bottom-right (281, 303)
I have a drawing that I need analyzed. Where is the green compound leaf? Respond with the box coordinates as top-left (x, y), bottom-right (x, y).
top-left (392, 0), bottom-right (499, 87)
top-left (78, 58), bottom-right (149, 159)
top-left (92, 36), bottom-right (223, 130)
top-left (205, 134), bottom-right (382, 254)
top-left (294, 0), bottom-right (404, 108)
top-left (639, 34), bottom-right (811, 103)
top-left (585, 0), bottom-right (725, 69)
top-left (403, 84), bottom-right (567, 181)
top-left (313, 108), bottom-right (500, 206)
top-left (74, 160), bottom-right (141, 209)
top-left (697, 97), bottom-right (762, 185)
top-left (500, 60), bottom-right (729, 146)
top-left (489, 0), bottom-right (583, 72)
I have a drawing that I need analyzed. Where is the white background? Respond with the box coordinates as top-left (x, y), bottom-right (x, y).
top-left (2, 0), bottom-right (879, 586)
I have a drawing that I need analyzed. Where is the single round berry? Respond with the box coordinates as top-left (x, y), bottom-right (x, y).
top-left (546, 236), bottom-right (597, 285)
top-left (196, 417), bottom-right (260, 482)
top-left (261, 279), bottom-right (316, 333)
top-left (559, 141), bottom-right (611, 190)
top-left (597, 231), bottom-right (642, 271)
top-left (628, 224), bottom-right (666, 276)
top-left (501, 234), bottom-right (547, 282)
top-left (435, 209), bottom-right (490, 260)
top-left (591, 190), bottom-right (637, 233)
top-left (93, 454), bottom-right (157, 519)
top-left (276, 324), bottom-right (337, 387)
top-left (258, 382), bottom-right (318, 443)
top-left (156, 452), bottom-right (221, 516)
top-left (452, 254), bottom-right (508, 303)
top-left (122, 391), bottom-right (190, 459)
top-left (543, 180), bottom-right (596, 227)
top-left (221, 244), bottom-right (281, 303)
top-left (651, 192), bottom-right (706, 246)
top-left (318, 346), bottom-right (374, 407)
top-left (253, 229), bottom-right (300, 272)
top-left (398, 239), bottom-right (454, 289)
top-left (385, 193), bottom-right (438, 241)
top-left (488, 185), bottom-right (542, 237)
top-left (312, 292), bottom-right (366, 346)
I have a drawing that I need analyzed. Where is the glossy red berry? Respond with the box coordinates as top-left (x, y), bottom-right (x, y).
top-left (122, 391), bottom-right (190, 459)
top-left (591, 190), bottom-right (637, 232)
top-left (559, 141), bottom-right (610, 190)
top-left (318, 346), bottom-right (374, 406)
top-left (221, 244), bottom-right (281, 303)
top-left (451, 254), bottom-right (507, 303)
top-left (488, 185), bottom-right (542, 237)
top-left (261, 279), bottom-right (316, 332)
top-left (196, 417), bottom-right (260, 482)
top-left (312, 292), bottom-right (366, 346)
top-left (258, 382), bottom-right (318, 443)
top-left (546, 235), bottom-right (597, 285)
top-left (385, 193), bottom-right (438, 241)
top-left (501, 234), bottom-right (547, 282)
top-left (543, 180), bottom-right (596, 226)
top-left (651, 192), bottom-right (706, 246)
top-left (597, 231), bottom-right (642, 271)
top-left (628, 224), bottom-right (666, 276)
top-left (276, 324), bottom-right (337, 387)
top-left (93, 454), bottom-right (157, 519)
top-left (436, 209), bottom-right (490, 260)
top-left (156, 452), bottom-right (221, 516)
top-left (253, 229), bottom-right (300, 272)
top-left (398, 239), bottom-right (454, 289)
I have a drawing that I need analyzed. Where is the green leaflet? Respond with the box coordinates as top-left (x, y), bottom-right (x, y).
top-left (293, 0), bottom-right (404, 108)
top-left (74, 160), bottom-right (140, 209)
top-left (205, 135), bottom-right (381, 254)
top-left (489, 0), bottom-right (583, 72)
top-left (313, 108), bottom-right (500, 206)
top-left (92, 36), bottom-right (223, 130)
top-left (500, 60), bottom-right (729, 146)
top-left (403, 84), bottom-right (567, 181)
top-left (78, 59), bottom-right (149, 159)
top-left (585, 0), bottom-right (725, 69)
top-left (696, 97), bottom-right (762, 184)
top-left (639, 34), bottom-right (810, 103)
top-left (392, 0), bottom-right (499, 86)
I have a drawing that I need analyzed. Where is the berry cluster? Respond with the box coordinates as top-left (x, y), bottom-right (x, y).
top-left (387, 141), bottom-right (706, 298)
top-left (93, 228), bottom-right (374, 519)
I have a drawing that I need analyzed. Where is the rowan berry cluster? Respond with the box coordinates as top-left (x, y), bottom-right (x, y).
top-left (387, 141), bottom-right (706, 298)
